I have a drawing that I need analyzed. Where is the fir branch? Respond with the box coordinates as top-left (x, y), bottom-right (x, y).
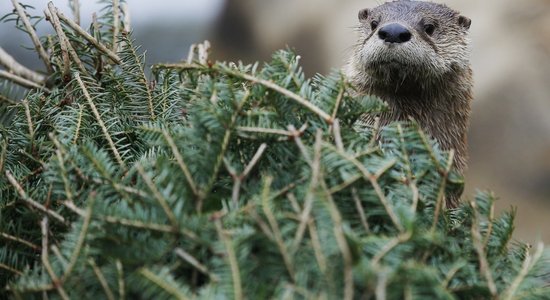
top-left (60, 193), bottom-right (94, 282)
top-left (53, 3), bottom-right (121, 64)
top-left (162, 129), bottom-right (199, 197)
top-left (0, 231), bottom-right (40, 250)
top-left (10, 0), bottom-right (53, 73)
top-left (41, 217), bottom-right (70, 300)
top-left (5, 171), bottom-right (66, 223)
top-left (0, 262), bottom-right (23, 276)
top-left (231, 143), bottom-right (267, 205)
top-left (88, 258), bottom-right (116, 300)
top-left (138, 268), bottom-right (189, 300)
top-left (174, 248), bottom-right (218, 282)
top-left (262, 177), bottom-right (296, 282)
top-left (116, 260), bottom-right (125, 299)
top-left (352, 187), bottom-right (370, 233)
top-left (155, 62), bottom-right (333, 124)
top-left (371, 231), bottom-right (413, 266)
top-left (236, 126), bottom-right (293, 137)
top-left (502, 243), bottom-right (545, 300)
top-left (430, 150), bottom-right (455, 232)
top-left (135, 163), bottom-right (178, 229)
top-left (470, 200), bottom-right (499, 298)
top-left (215, 217), bottom-right (243, 300)
top-left (74, 72), bottom-right (126, 169)
top-left (327, 143), bottom-right (403, 232)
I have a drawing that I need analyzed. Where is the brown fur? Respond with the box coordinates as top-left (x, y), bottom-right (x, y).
top-left (346, 0), bottom-right (473, 175)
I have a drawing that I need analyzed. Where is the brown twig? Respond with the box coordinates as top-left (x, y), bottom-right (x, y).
top-left (69, 0), bottom-right (80, 25)
top-left (53, 3), bottom-right (121, 64)
top-left (0, 47), bottom-right (45, 83)
top-left (0, 231), bottom-right (40, 250)
top-left (41, 217), bottom-right (70, 300)
top-left (10, 0), bottom-right (53, 73)
top-left (0, 70), bottom-right (50, 92)
top-left (112, 0), bottom-right (120, 52)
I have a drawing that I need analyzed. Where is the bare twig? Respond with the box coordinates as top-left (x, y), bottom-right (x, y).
top-left (53, 3), bottom-right (121, 64)
top-left (45, 4), bottom-right (87, 75)
top-left (0, 47), bottom-right (45, 83)
top-left (10, 0), bottom-right (53, 73)
top-left (0, 263), bottom-right (23, 276)
top-left (121, 3), bottom-right (131, 33)
top-left (22, 100), bottom-right (34, 138)
top-left (231, 143), bottom-right (267, 206)
top-left (236, 126), bottom-right (293, 137)
top-left (372, 231), bottom-right (412, 266)
top-left (332, 118), bottom-right (345, 152)
top-left (6, 171), bottom-right (66, 223)
top-left (0, 70), bottom-right (50, 92)
top-left (112, 0), bottom-right (120, 52)
top-left (69, 0), bottom-right (80, 25)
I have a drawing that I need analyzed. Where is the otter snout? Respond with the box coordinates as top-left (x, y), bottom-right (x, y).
top-left (378, 23), bottom-right (411, 44)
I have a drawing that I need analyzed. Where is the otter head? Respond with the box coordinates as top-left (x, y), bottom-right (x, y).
top-left (353, 1), bottom-right (471, 96)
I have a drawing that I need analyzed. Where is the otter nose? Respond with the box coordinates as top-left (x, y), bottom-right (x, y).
top-left (378, 23), bottom-right (412, 43)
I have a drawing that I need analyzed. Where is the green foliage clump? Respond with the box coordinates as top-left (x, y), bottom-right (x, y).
top-left (1, 2), bottom-right (549, 299)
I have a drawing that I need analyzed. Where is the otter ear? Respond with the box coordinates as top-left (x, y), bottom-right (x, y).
top-left (458, 15), bottom-right (471, 29)
top-left (358, 8), bottom-right (370, 22)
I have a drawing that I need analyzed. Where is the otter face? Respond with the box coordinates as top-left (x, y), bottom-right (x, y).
top-left (355, 1), bottom-right (471, 87)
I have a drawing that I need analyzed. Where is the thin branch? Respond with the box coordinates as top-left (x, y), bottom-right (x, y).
top-left (0, 70), bottom-right (50, 92)
top-left (89, 259), bottom-right (115, 300)
top-left (332, 119), bottom-right (345, 152)
top-left (22, 99), bottom-right (34, 138)
top-left (0, 231), bottom-right (40, 250)
top-left (45, 5), bottom-right (69, 79)
top-left (69, 0), bottom-right (80, 25)
top-left (262, 177), bottom-right (295, 282)
top-left (372, 232), bottom-right (412, 266)
top-left (0, 47), bottom-right (45, 83)
top-left (112, 0), bottom-right (120, 52)
top-left (41, 217), bottom-right (70, 300)
top-left (236, 126), bottom-right (293, 137)
top-left (155, 62), bottom-right (333, 124)
top-left (10, 0), bottom-right (53, 73)
top-left (61, 193), bottom-right (94, 281)
top-left (0, 94), bottom-right (17, 104)
top-left (121, 3), bottom-right (131, 33)
top-left (5, 171), bottom-right (66, 223)
top-left (503, 243), bottom-right (544, 300)
top-left (214, 217), bottom-right (243, 300)
top-left (352, 188), bottom-right (370, 233)
top-left (162, 129), bottom-right (199, 197)
top-left (470, 200), bottom-right (498, 298)
top-left (53, 4), bottom-right (121, 64)
top-left (45, 4), bottom-right (87, 75)
top-left (74, 72), bottom-right (126, 169)
top-left (135, 163), bottom-right (178, 229)
top-left (138, 268), bottom-right (189, 300)
top-left (231, 143), bottom-right (267, 206)
top-left (174, 248), bottom-right (218, 282)
top-left (0, 263), bottom-right (23, 276)
top-left (430, 150), bottom-right (455, 233)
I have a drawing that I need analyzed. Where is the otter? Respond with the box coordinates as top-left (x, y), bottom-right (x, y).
top-left (346, 1), bottom-right (473, 205)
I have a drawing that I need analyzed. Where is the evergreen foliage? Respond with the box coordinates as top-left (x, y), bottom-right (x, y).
top-left (1, 1), bottom-right (549, 299)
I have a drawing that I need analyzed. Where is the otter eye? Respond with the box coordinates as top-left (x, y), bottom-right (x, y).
top-left (424, 24), bottom-right (436, 35)
top-left (371, 20), bottom-right (379, 30)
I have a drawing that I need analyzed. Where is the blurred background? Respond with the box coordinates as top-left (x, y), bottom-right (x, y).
top-left (2, 0), bottom-right (550, 242)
